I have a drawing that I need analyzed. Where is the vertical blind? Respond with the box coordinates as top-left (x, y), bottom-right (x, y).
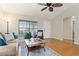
top-left (18, 20), bottom-right (38, 37)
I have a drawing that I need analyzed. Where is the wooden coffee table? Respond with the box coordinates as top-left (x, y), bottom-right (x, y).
top-left (24, 39), bottom-right (46, 56)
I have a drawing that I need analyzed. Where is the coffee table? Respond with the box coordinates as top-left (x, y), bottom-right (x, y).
top-left (24, 38), bottom-right (46, 56)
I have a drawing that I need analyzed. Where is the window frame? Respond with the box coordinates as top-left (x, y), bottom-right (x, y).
top-left (18, 20), bottom-right (38, 37)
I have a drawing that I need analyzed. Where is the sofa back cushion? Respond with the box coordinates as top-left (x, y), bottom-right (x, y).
top-left (5, 34), bottom-right (14, 42)
top-left (0, 38), bottom-right (7, 46)
top-left (10, 33), bottom-right (16, 39)
top-left (0, 32), bottom-right (16, 43)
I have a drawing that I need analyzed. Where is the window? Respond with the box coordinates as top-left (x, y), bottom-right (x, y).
top-left (18, 20), bottom-right (38, 37)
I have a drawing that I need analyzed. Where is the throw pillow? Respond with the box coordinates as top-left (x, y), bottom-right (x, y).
top-left (0, 34), bottom-right (4, 39)
top-left (0, 32), bottom-right (6, 40)
top-left (5, 34), bottom-right (14, 42)
top-left (0, 38), bottom-right (7, 46)
top-left (10, 32), bottom-right (17, 39)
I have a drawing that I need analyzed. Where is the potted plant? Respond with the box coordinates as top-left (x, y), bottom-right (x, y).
top-left (24, 32), bottom-right (32, 40)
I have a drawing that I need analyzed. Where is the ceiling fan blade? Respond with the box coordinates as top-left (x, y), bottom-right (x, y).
top-left (52, 3), bottom-right (63, 7)
top-left (38, 3), bottom-right (47, 6)
top-left (41, 7), bottom-right (47, 11)
top-left (46, 3), bottom-right (52, 7)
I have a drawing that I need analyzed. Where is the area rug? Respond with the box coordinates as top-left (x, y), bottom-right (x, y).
top-left (19, 44), bottom-right (60, 56)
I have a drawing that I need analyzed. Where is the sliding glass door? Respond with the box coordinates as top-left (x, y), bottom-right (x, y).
top-left (18, 20), bottom-right (38, 38)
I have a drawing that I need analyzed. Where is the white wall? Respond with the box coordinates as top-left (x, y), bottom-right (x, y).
top-left (0, 12), bottom-right (20, 35)
top-left (74, 17), bottom-right (79, 44)
top-left (43, 20), bottom-right (52, 38)
top-left (51, 6), bottom-right (79, 44)
top-left (63, 17), bottom-right (73, 40)
top-left (0, 11), bottom-right (52, 38)
top-left (0, 19), bottom-right (6, 33)
top-left (0, 13), bottom-right (44, 34)
top-left (51, 16), bottom-right (63, 40)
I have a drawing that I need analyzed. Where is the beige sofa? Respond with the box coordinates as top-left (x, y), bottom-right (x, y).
top-left (0, 33), bottom-right (18, 56)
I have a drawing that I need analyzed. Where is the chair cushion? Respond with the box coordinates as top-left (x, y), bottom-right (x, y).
top-left (37, 32), bottom-right (42, 36)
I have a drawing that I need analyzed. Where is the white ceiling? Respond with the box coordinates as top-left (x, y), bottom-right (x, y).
top-left (0, 3), bottom-right (78, 20)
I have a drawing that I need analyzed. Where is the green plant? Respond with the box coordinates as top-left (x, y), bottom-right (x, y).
top-left (24, 32), bottom-right (32, 39)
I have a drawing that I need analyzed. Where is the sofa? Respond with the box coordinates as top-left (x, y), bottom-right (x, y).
top-left (0, 32), bottom-right (18, 56)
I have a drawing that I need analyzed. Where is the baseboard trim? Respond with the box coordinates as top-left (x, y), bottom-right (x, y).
top-left (74, 42), bottom-right (79, 45)
top-left (63, 39), bottom-right (73, 42)
top-left (63, 39), bottom-right (72, 40)
top-left (44, 38), bottom-right (63, 40)
top-left (52, 38), bottom-right (63, 40)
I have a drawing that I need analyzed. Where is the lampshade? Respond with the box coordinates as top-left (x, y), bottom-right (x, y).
top-left (72, 16), bottom-right (75, 21)
top-left (5, 16), bottom-right (10, 22)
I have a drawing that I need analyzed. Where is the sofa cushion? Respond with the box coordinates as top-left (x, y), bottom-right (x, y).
top-left (0, 38), bottom-right (7, 46)
top-left (9, 32), bottom-right (17, 39)
top-left (0, 32), bottom-right (6, 40)
top-left (0, 39), bottom-right (18, 56)
top-left (0, 42), bottom-right (17, 56)
top-left (5, 34), bottom-right (14, 42)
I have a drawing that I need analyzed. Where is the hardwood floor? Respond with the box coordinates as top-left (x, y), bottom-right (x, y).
top-left (45, 38), bottom-right (79, 56)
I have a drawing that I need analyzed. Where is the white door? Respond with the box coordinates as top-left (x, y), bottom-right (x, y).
top-left (63, 16), bottom-right (74, 40)
top-left (43, 20), bottom-right (51, 38)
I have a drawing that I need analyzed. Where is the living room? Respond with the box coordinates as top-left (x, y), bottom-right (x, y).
top-left (0, 3), bottom-right (79, 56)
top-left (0, 3), bottom-right (53, 56)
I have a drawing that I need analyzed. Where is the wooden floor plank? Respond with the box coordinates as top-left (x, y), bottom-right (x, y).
top-left (45, 38), bottom-right (79, 56)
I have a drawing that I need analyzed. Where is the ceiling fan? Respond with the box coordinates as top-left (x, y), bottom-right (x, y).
top-left (38, 3), bottom-right (63, 12)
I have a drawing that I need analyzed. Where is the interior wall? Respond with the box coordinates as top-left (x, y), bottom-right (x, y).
top-left (0, 11), bottom-right (52, 38)
top-left (0, 12), bottom-right (20, 35)
top-left (74, 17), bottom-right (79, 44)
top-left (0, 13), bottom-right (44, 34)
top-left (51, 6), bottom-right (79, 44)
top-left (0, 19), bottom-right (6, 33)
top-left (43, 20), bottom-right (52, 38)
top-left (51, 16), bottom-right (63, 40)
top-left (63, 17), bottom-right (73, 40)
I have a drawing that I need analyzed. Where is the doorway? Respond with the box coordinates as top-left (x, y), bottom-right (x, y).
top-left (63, 16), bottom-right (75, 43)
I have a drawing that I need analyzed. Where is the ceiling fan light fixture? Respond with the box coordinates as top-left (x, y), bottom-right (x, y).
top-left (49, 7), bottom-right (53, 12)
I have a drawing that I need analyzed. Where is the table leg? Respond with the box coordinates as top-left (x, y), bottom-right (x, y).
top-left (27, 51), bottom-right (29, 56)
top-left (42, 44), bottom-right (45, 52)
top-left (25, 44), bottom-right (29, 56)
